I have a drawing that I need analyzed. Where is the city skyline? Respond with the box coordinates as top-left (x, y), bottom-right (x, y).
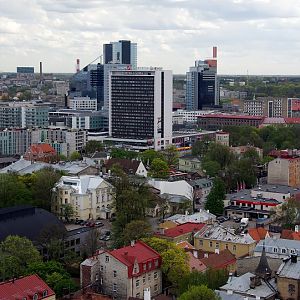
top-left (1, 0), bottom-right (300, 75)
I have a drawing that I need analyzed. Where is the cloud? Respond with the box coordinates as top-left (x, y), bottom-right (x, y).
top-left (0, 0), bottom-right (299, 74)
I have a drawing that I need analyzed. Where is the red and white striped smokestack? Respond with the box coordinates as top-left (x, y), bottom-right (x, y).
top-left (76, 58), bottom-right (80, 73)
top-left (213, 46), bottom-right (217, 59)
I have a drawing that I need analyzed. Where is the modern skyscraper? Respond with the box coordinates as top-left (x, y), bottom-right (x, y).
top-left (108, 68), bottom-right (172, 150)
top-left (103, 40), bottom-right (137, 69)
top-left (186, 47), bottom-right (219, 110)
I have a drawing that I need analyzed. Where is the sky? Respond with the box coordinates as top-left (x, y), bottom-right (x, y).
top-left (1, 0), bottom-right (300, 75)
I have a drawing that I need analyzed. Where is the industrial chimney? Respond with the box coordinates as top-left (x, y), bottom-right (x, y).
top-left (213, 46), bottom-right (217, 59)
top-left (39, 62), bottom-right (43, 80)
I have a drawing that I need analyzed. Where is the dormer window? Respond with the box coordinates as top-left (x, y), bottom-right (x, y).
top-left (33, 293), bottom-right (38, 300)
top-left (42, 290), bottom-right (48, 297)
top-left (273, 247), bottom-right (278, 253)
top-left (281, 248), bottom-right (287, 254)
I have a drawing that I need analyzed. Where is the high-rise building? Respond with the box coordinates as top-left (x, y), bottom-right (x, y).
top-left (109, 68), bottom-right (172, 150)
top-left (186, 47), bottom-right (219, 110)
top-left (103, 40), bottom-right (137, 69)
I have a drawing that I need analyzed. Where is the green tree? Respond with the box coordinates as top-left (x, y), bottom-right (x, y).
top-left (31, 167), bottom-right (63, 210)
top-left (0, 236), bottom-right (41, 280)
top-left (140, 149), bottom-right (163, 166)
top-left (69, 151), bottom-right (81, 161)
top-left (149, 158), bottom-right (169, 179)
top-left (84, 140), bottom-right (103, 155)
top-left (202, 160), bottom-right (221, 177)
top-left (61, 204), bottom-right (74, 222)
top-left (178, 269), bottom-right (228, 295)
top-left (204, 143), bottom-right (234, 169)
top-left (178, 285), bottom-right (220, 300)
top-left (192, 138), bottom-right (210, 157)
top-left (81, 229), bottom-right (100, 258)
top-left (122, 220), bottom-right (152, 245)
top-left (143, 237), bottom-right (189, 287)
top-left (110, 148), bottom-right (138, 159)
top-left (163, 145), bottom-right (179, 166)
top-left (205, 178), bottom-right (225, 215)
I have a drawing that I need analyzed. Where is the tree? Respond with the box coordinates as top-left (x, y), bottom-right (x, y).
top-left (140, 149), bottom-right (163, 166)
top-left (110, 148), bottom-right (138, 159)
top-left (0, 236), bottom-right (41, 280)
top-left (84, 140), bottom-right (103, 155)
top-left (273, 197), bottom-right (300, 229)
top-left (149, 158), bottom-right (169, 179)
top-left (69, 151), bottom-right (81, 161)
top-left (162, 145), bottom-right (179, 167)
top-left (31, 167), bottom-right (63, 210)
top-left (204, 143), bottom-right (234, 169)
top-left (178, 285), bottom-right (220, 300)
top-left (202, 160), bottom-right (221, 177)
top-left (81, 229), bottom-right (100, 258)
top-left (143, 237), bottom-right (189, 287)
top-left (205, 178), bottom-right (225, 215)
top-left (122, 220), bottom-right (152, 245)
top-left (61, 204), bottom-right (74, 222)
top-left (192, 138), bottom-right (210, 157)
top-left (178, 270), bottom-right (228, 295)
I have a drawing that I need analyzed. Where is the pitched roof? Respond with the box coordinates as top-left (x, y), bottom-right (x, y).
top-left (107, 241), bottom-right (161, 277)
top-left (176, 241), bottom-right (195, 250)
top-left (281, 229), bottom-right (300, 240)
top-left (157, 222), bottom-right (205, 238)
top-left (0, 274), bottom-right (55, 300)
top-left (105, 158), bottom-right (141, 174)
top-left (200, 249), bottom-right (236, 269)
top-left (187, 252), bottom-right (207, 272)
top-left (27, 143), bottom-right (57, 155)
top-left (248, 227), bottom-right (269, 242)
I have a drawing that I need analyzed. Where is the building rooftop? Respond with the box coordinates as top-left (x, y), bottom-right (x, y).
top-left (0, 274), bottom-right (55, 300)
top-left (215, 290), bottom-right (245, 300)
top-left (157, 222), bottom-right (205, 238)
top-left (165, 210), bottom-right (216, 224)
top-left (248, 227), bottom-right (269, 242)
top-left (255, 238), bottom-right (300, 255)
top-left (281, 229), bottom-right (300, 240)
top-left (277, 257), bottom-right (300, 280)
top-left (220, 272), bottom-right (277, 299)
top-left (55, 175), bottom-right (110, 194)
top-left (189, 178), bottom-right (212, 188)
top-left (199, 114), bottom-right (265, 120)
top-left (200, 249), bottom-right (236, 269)
top-left (195, 224), bottom-right (255, 245)
top-left (0, 205), bottom-right (65, 242)
top-left (161, 193), bottom-right (191, 204)
top-left (104, 158), bottom-right (141, 174)
top-left (108, 241), bottom-right (161, 278)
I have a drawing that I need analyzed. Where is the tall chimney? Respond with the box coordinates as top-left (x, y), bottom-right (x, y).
top-left (39, 62), bottom-right (43, 80)
top-left (213, 46), bottom-right (217, 58)
top-left (76, 58), bottom-right (80, 73)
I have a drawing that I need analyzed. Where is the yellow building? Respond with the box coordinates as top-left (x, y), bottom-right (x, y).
top-left (52, 175), bottom-right (115, 220)
top-left (194, 224), bottom-right (256, 258)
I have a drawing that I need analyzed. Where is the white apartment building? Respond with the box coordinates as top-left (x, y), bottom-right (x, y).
top-left (69, 97), bottom-right (97, 111)
top-left (52, 175), bottom-right (115, 220)
top-left (173, 109), bottom-right (216, 123)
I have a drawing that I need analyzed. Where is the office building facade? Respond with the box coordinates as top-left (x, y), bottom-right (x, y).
top-left (186, 59), bottom-right (219, 110)
top-left (103, 40), bottom-right (137, 70)
top-left (109, 69), bottom-right (172, 150)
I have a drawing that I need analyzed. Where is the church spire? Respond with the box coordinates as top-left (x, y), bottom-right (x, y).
top-left (255, 244), bottom-right (272, 279)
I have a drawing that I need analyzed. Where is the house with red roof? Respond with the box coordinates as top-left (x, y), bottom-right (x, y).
top-left (248, 227), bottom-right (270, 242)
top-left (281, 227), bottom-right (300, 240)
top-left (24, 143), bottom-right (57, 163)
top-left (156, 222), bottom-right (206, 243)
top-left (0, 274), bottom-right (55, 300)
top-left (84, 241), bottom-right (162, 300)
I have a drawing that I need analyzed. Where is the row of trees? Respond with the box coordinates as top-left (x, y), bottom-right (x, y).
top-left (0, 167), bottom-right (63, 210)
top-left (0, 236), bottom-right (77, 297)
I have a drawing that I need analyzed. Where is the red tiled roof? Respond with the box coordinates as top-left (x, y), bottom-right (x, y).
top-left (281, 229), bottom-right (300, 240)
top-left (248, 227), bottom-right (269, 242)
top-left (187, 252), bottom-right (207, 272)
top-left (108, 241), bottom-right (161, 278)
top-left (28, 143), bottom-right (56, 155)
top-left (157, 222), bottom-right (205, 238)
top-left (199, 249), bottom-right (236, 269)
top-left (0, 274), bottom-right (55, 300)
top-left (198, 114), bottom-right (264, 120)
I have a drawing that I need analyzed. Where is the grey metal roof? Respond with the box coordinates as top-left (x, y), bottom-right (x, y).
top-left (255, 238), bottom-right (300, 255)
top-left (226, 189), bottom-right (281, 204)
top-left (277, 258), bottom-right (300, 280)
top-left (220, 273), bottom-right (277, 298)
top-left (161, 193), bottom-right (191, 203)
top-left (252, 184), bottom-right (300, 195)
top-left (215, 290), bottom-right (245, 300)
top-left (190, 178), bottom-right (213, 188)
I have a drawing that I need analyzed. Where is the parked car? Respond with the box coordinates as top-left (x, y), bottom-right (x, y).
top-left (233, 216), bottom-right (242, 223)
top-left (95, 221), bottom-right (104, 227)
top-left (103, 235), bottom-right (111, 241)
top-left (217, 216), bottom-right (225, 223)
top-left (223, 216), bottom-right (230, 221)
top-left (75, 219), bottom-right (83, 225)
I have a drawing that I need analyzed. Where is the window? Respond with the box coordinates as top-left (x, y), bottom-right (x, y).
top-left (100, 265), bottom-right (104, 271)
top-left (143, 275), bottom-right (146, 284)
top-left (154, 271), bottom-right (158, 280)
top-left (209, 241), bottom-right (213, 248)
top-left (154, 284), bottom-right (158, 292)
top-left (281, 248), bottom-right (287, 254)
top-left (154, 259), bottom-right (159, 267)
top-left (199, 239), bottom-right (203, 246)
top-left (136, 280), bottom-right (140, 288)
top-left (136, 293), bottom-right (140, 298)
top-left (148, 262), bottom-right (152, 269)
top-left (273, 247), bottom-right (278, 253)
top-left (32, 294), bottom-right (38, 300)
top-left (143, 264), bottom-right (146, 271)
top-left (113, 270), bottom-right (117, 277)
top-left (113, 283), bottom-right (117, 292)
top-left (76, 238), bottom-right (80, 245)
top-left (216, 242), bottom-right (219, 249)
top-left (225, 244), bottom-right (229, 250)
top-left (42, 290), bottom-right (48, 297)
top-left (288, 284), bottom-right (296, 294)
top-left (105, 256), bottom-right (109, 263)
top-left (65, 191), bottom-right (68, 194)
top-left (148, 273), bottom-right (151, 281)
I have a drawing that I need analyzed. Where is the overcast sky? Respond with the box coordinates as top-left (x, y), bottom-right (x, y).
top-left (1, 0), bottom-right (300, 75)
